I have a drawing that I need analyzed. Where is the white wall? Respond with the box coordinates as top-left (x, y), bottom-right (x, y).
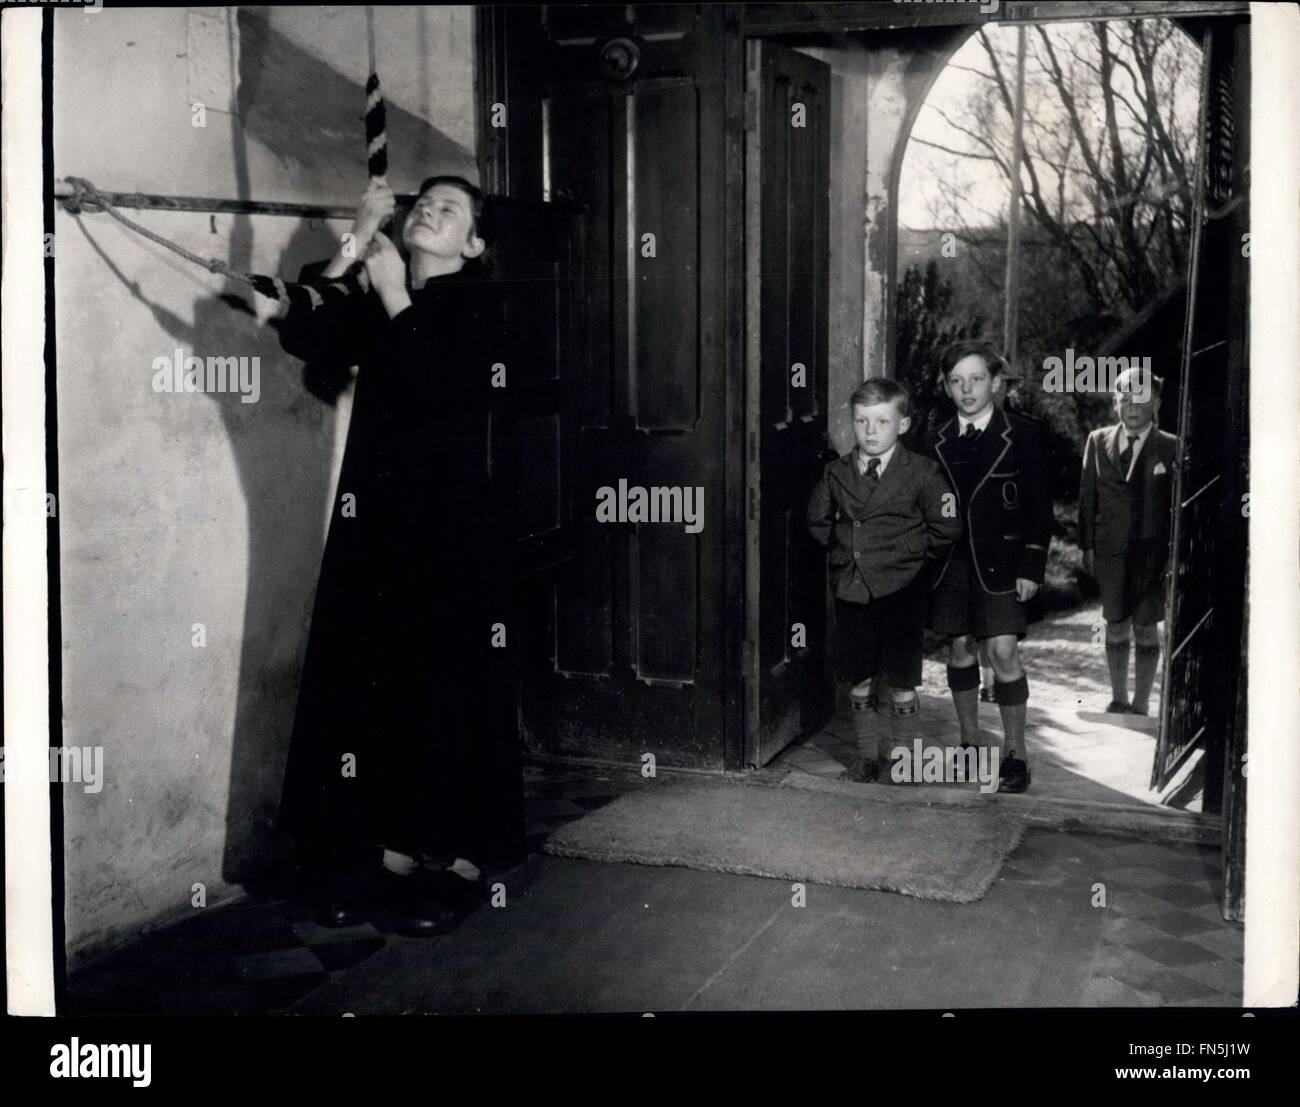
top-left (53, 5), bottom-right (476, 967)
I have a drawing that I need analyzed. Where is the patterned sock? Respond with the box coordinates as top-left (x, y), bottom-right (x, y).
top-left (889, 697), bottom-right (921, 775)
top-left (851, 684), bottom-right (879, 762)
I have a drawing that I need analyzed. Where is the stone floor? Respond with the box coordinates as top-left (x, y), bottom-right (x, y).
top-left (66, 760), bottom-right (1242, 1015)
top-left (785, 601), bottom-right (1195, 809)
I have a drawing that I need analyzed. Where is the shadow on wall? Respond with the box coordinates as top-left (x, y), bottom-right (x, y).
top-left (63, 6), bottom-right (477, 913)
top-left (72, 211), bottom-right (342, 887)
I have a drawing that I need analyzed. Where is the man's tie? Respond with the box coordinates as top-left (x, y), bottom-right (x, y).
top-left (961, 422), bottom-right (980, 439)
top-left (1119, 433), bottom-right (1136, 479)
top-left (865, 456), bottom-right (881, 485)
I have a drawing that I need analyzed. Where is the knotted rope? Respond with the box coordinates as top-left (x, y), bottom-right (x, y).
top-left (63, 7), bottom-right (389, 313)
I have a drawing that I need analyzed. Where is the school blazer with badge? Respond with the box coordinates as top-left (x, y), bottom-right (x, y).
top-left (806, 441), bottom-right (961, 603)
top-left (929, 406), bottom-right (1053, 594)
top-left (1078, 424), bottom-right (1178, 556)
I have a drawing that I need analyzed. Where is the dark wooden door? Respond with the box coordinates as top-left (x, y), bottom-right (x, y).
top-left (478, 196), bottom-right (585, 869)
top-left (498, 5), bottom-right (733, 769)
top-left (743, 41), bottom-right (833, 767)
top-left (1154, 16), bottom-right (1250, 907)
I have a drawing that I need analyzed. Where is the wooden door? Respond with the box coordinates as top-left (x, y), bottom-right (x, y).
top-left (499, 4), bottom-right (733, 769)
top-left (743, 41), bottom-right (833, 767)
top-left (477, 196), bottom-right (585, 869)
top-left (1154, 15), bottom-right (1250, 895)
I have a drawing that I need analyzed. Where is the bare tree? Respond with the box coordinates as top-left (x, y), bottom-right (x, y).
top-left (914, 19), bottom-right (1200, 319)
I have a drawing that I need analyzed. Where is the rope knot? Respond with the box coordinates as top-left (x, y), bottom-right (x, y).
top-left (64, 176), bottom-right (101, 215)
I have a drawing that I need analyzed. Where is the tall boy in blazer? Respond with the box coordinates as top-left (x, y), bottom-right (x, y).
top-left (926, 340), bottom-right (1053, 793)
top-left (808, 379), bottom-right (961, 782)
top-left (1079, 367), bottom-right (1177, 715)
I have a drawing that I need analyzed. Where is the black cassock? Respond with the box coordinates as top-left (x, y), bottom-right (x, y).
top-left (277, 257), bottom-right (521, 872)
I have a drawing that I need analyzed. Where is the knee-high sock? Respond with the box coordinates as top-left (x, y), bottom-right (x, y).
top-left (947, 663), bottom-right (981, 744)
top-left (889, 698), bottom-right (920, 772)
top-left (1104, 640), bottom-right (1131, 704)
top-left (995, 675), bottom-right (1030, 761)
top-left (1133, 643), bottom-right (1160, 713)
top-left (851, 685), bottom-right (878, 761)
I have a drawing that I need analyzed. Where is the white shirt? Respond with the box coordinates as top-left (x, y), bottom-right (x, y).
top-left (856, 443), bottom-right (897, 479)
top-left (957, 404), bottom-right (996, 436)
top-left (1119, 422), bottom-right (1153, 481)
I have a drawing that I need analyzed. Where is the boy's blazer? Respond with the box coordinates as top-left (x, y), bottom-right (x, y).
top-left (928, 405), bottom-right (1054, 594)
top-left (1078, 424), bottom-right (1178, 555)
top-left (807, 440), bottom-right (960, 603)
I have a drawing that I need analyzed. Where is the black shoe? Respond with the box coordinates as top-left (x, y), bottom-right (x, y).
top-left (999, 753), bottom-right (1031, 794)
top-left (840, 754), bottom-right (879, 783)
top-left (383, 869), bottom-right (461, 938)
top-left (428, 868), bottom-right (491, 916)
top-left (1104, 699), bottom-right (1133, 714)
top-left (314, 867), bottom-right (384, 928)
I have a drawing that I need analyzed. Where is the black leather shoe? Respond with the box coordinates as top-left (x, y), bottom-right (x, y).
top-left (1104, 699), bottom-right (1133, 714)
top-left (315, 868), bottom-right (383, 928)
top-left (383, 870), bottom-right (460, 938)
top-left (840, 754), bottom-right (879, 783)
top-left (429, 869), bottom-right (491, 916)
top-left (999, 753), bottom-right (1031, 793)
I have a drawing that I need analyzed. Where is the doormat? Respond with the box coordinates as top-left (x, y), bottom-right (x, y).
top-left (543, 777), bottom-right (1024, 903)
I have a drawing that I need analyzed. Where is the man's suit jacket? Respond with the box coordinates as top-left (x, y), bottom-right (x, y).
top-left (806, 441), bottom-right (961, 603)
top-left (1078, 423), bottom-right (1178, 556)
top-left (928, 405), bottom-right (1054, 594)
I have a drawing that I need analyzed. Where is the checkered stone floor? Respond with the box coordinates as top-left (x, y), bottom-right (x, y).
top-left (66, 762), bottom-right (641, 1016)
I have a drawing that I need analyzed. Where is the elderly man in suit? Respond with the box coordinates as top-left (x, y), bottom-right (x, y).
top-left (1079, 367), bottom-right (1178, 715)
top-left (808, 378), bottom-right (961, 782)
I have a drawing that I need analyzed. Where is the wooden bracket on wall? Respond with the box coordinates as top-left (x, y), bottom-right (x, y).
top-left (52, 179), bottom-right (418, 220)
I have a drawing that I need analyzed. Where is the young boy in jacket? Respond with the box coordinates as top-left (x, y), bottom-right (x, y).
top-left (927, 341), bottom-right (1053, 793)
top-left (807, 379), bottom-right (961, 782)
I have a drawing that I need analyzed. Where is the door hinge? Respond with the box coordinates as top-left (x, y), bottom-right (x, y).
top-left (741, 640), bottom-right (758, 678)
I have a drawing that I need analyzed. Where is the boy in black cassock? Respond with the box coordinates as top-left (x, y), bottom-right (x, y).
top-left (276, 175), bottom-right (520, 934)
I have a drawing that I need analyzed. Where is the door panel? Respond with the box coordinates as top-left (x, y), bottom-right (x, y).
top-left (744, 40), bottom-right (833, 768)
top-left (513, 5), bottom-right (730, 768)
top-left (489, 197), bottom-right (585, 582)
top-left (1155, 15), bottom-right (1249, 851)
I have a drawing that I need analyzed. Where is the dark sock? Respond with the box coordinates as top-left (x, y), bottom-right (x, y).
top-left (994, 675), bottom-right (1030, 762)
top-left (1133, 643), bottom-right (1160, 713)
top-left (1104, 640), bottom-right (1131, 705)
top-left (947, 663), bottom-right (981, 744)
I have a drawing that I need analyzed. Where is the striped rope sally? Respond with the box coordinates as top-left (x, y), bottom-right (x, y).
top-left (63, 7), bottom-right (390, 313)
